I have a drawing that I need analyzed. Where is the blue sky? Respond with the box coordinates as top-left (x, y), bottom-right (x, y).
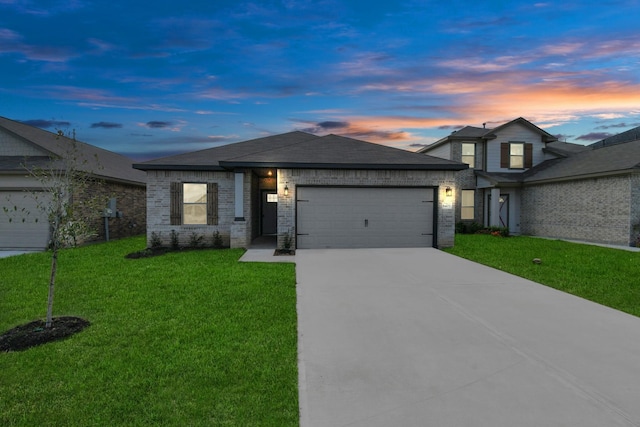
top-left (2, 0), bottom-right (640, 160)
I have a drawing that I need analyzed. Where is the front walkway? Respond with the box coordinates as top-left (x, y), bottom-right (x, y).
top-left (296, 248), bottom-right (640, 427)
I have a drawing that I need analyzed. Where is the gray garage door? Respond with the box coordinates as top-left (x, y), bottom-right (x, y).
top-left (296, 187), bottom-right (434, 249)
top-left (0, 191), bottom-right (50, 250)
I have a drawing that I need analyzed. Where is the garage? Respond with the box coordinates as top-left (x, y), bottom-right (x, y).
top-left (0, 191), bottom-right (50, 250)
top-left (296, 186), bottom-right (435, 249)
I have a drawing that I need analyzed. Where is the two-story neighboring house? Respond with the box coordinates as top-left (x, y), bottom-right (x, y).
top-left (421, 117), bottom-right (640, 247)
top-left (419, 117), bottom-right (566, 234)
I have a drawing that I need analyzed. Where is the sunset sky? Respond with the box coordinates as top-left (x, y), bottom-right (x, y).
top-left (2, 0), bottom-right (640, 160)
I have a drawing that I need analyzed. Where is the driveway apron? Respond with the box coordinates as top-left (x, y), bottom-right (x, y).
top-left (295, 248), bottom-right (640, 427)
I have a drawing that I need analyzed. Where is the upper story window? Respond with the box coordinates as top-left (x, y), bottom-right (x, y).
top-left (500, 142), bottom-right (533, 169)
top-left (510, 143), bottom-right (524, 169)
top-left (461, 143), bottom-right (475, 168)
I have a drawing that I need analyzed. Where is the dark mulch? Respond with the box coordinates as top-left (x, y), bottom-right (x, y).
top-left (274, 249), bottom-right (295, 256)
top-left (125, 246), bottom-right (226, 259)
top-left (0, 316), bottom-right (90, 353)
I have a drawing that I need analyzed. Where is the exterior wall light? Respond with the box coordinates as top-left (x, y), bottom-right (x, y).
top-left (445, 187), bottom-right (453, 197)
top-left (284, 184), bottom-right (289, 196)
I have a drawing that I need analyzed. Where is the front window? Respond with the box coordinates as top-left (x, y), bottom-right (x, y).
top-left (462, 143), bottom-right (475, 168)
top-left (510, 143), bottom-right (524, 169)
top-left (461, 190), bottom-right (475, 220)
top-left (183, 183), bottom-right (207, 224)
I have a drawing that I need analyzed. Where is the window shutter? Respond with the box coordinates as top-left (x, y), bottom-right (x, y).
top-left (170, 182), bottom-right (183, 225)
top-left (207, 183), bottom-right (218, 225)
top-left (500, 143), bottom-right (509, 168)
top-left (524, 143), bottom-right (533, 168)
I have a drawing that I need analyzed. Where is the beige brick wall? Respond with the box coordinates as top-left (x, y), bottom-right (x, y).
top-left (146, 170), bottom-right (237, 247)
top-left (277, 168), bottom-right (458, 249)
top-left (521, 175), bottom-right (634, 246)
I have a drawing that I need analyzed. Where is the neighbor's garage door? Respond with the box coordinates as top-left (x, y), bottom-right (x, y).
top-left (0, 191), bottom-right (50, 250)
top-left (296, 187), bottom-right (434, 249)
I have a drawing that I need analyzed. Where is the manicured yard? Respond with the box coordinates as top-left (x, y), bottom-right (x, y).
top-left (0, 236), bottom-right (299, 426)
top-left (445, 234), bottom-right (640, 317)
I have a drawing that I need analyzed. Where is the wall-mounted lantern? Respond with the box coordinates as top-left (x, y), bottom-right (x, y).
top-left (445, 187), bottom-right (453, 197)
top-left (284, 184), bottom-right (289, 196)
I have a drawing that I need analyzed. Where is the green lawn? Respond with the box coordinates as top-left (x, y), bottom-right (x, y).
top-left (0, 236), bottom-right (299, 426)
top-left (445, 234), bottom-right (640, 317)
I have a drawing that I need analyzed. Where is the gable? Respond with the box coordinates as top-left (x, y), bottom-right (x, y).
top-left (486, 122), bottom-right (548, 172)
top-left (0, 128), bottom-right (49, 156)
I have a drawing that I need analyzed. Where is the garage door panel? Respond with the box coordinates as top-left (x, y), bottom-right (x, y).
top-left (297, 187), bottom-right (434, 249)
top-left (0, 191), bottom-right (50, 250)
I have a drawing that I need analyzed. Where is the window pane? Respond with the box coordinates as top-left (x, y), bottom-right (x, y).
top-left (510, 156), bottom-right (524, 168)
top-left (510, 144), bottom-right (524, 155)
top-left (183, 183), bottom-right (207, 203)
top-left (462, 143), bottom-right (475, 155)
top-left (461, 190), bottom-right (474, 205)
top-left (184, 204), bottom-right (207, 224)
top-left (461, 207), bottom-right (474, 220)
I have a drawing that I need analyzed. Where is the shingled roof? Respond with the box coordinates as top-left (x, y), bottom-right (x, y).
top-left (134, 131), bottom-right (467, 171)
top-left (0, 116), bottom-right (145, 185)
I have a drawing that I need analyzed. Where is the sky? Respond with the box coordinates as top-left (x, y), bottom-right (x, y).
top-left (2, 0), bottom-right (640, 161)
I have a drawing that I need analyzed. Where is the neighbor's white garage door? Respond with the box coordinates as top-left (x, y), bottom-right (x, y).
top-left (0, 191), bottom-right (50, 250)
top-left (296, 187), bottom-right (434, 249)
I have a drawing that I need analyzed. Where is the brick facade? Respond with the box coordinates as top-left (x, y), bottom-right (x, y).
top-left (521, 175), bottom-right (635, 246)
top-left (146, 168), bottom-right (458, 249)
top-left (78, 180), bottom-right (147, 243)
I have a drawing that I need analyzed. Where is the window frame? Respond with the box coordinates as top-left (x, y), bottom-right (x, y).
top-left (461, 142), bottom-right (475, 169)
top-left (461, 189), bottom-right (475, 220)
top-left (509, 142), bottom-right (525, 169)
top-left (170, 182), bottom-right (218, 226)
top-left (183, 183), bottom-right (208, 225)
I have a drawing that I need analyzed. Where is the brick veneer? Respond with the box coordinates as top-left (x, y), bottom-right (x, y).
top-left (521, 175), bottom-right (635, 246)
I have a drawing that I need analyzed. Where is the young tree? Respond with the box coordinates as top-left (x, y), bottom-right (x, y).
top-left (3, 130), bottom-right (105, 328)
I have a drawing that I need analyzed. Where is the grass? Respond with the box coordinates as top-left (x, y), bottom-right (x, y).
top-left (0, 236), bottom-right (299, 426)
top-left (445, 234), bottom-right (640, 317)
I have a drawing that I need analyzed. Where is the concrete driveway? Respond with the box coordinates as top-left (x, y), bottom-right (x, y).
top-left (295, 248), bottom-right (640, 427)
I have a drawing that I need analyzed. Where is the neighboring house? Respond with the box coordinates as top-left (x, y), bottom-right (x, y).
top-left (133, 131), bottom-right (467, 250)
top-left (420, 117), bottom-right (640, 247)
top-left (0, 116), bottom-right (147, 250)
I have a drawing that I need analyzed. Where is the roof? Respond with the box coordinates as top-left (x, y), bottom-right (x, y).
top-left (544, 141), bottom-right (592, 157)
top-left (590, 126), bottom-right (640, 148)
top-left (134, 131), bottom-right (468, 171)
top-left (0, 116), bottom-right (146, 185)
top-left (419, 117), bottom-right (557, 153)
top-left (524, 139), bottom-right (640, 183)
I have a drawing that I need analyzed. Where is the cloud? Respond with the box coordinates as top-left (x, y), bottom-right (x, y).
top-left (20, 119), bottom-right (70, 129)
top-left (145, 121), bottom-right (172, 129)
top-left (90, 121), bottom-right (122, 129)
top-left (576, 132), bottom-right (612, 141)
top-left (594, 122), bottom-right (640, 130)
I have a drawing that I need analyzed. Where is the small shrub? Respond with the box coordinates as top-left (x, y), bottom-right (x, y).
top-left (189, 232), bottom-right (204, 248)
top-left (456, 221), bottom-right (484, 234)
top-left (212, 230), bottom-right (224, 248)
top-left (283, 230), bottom-right (292, 251)
top-left (150, 232), bottom-right (162, 249)
top-left (170, 229), bottom-right (180, 250)
top-left (487, 226), bottom-right (510, 237)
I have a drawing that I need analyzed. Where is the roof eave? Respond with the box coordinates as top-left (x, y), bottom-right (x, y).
top-left (219, 160), bottom-right (468, 171)
top-left (132, 163), bottom-right (226, 171)
top-left (524, 168), bottom-right (640, 185)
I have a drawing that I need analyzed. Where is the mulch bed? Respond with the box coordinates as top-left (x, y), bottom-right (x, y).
top-left (0, 316), bottom-right (90, 353)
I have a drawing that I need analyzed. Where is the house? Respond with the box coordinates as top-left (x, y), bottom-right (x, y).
top-left (0, 116), bottom-right (147, 250)
top-left (133, 131), bottom-right (467, 250)
top-left (420, 117), bottom-right (640, 247)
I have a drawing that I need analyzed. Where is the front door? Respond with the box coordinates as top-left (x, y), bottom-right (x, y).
top-left (261, 191), bottom-right (277, 235)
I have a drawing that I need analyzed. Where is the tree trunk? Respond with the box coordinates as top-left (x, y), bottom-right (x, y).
top-left (46, 247), bottom-right (58, 328)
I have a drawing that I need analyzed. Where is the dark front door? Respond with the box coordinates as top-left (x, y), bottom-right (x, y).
top-left (499, 194), bottom-right (509, 228)
top-left (261, 191), bottom-right (277, 235)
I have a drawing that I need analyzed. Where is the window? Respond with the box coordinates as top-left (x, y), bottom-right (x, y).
top-left (461, 190), bottom-right (475, 220)
top-left (461, 143), bottom-right (475, 168)
top-left (500, 142), bottom-right (533, 169)
top-left (510, 143), bottom-right (524, 169)
top-left (170, 182), bottom-right (218, 225)
top-left (183, 183), bottom-right (207, 224)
